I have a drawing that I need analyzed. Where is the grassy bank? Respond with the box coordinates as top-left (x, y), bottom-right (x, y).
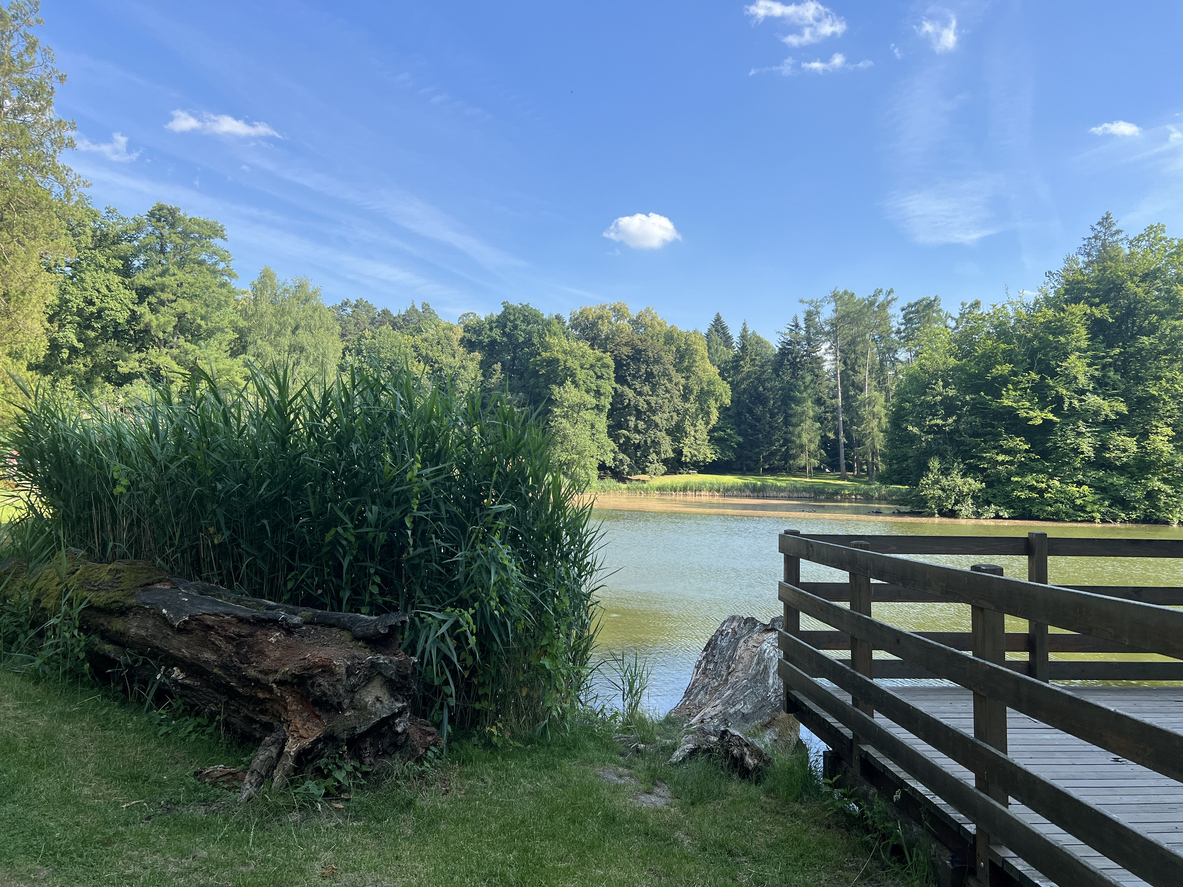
top-left (0, 670), bottom-right (925, 887)
top-left (592, 472), bottom-right (906, 502)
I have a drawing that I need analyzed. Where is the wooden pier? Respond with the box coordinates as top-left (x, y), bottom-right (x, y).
top-left (777, 532), bottom-right (1183, 887)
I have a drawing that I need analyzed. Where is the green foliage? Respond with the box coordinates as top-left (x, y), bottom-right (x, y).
top-left (235, 266), bottom-right (342, 380)
top-left (45, 202), bottom-right (245, 393)
top-left (4, 363), bottom-right (602, 736)
top-left (887, 215), bottom-right (1183, 522)
top-left (0, 533), bottom-right (91, 681)
top-left (728, 322), bottom-right (780, 474)
top-left (350, 301), bottom-right (481, 396)
top-left (914, 458), bottom-right (991, 519)
top-left (601, 648), bottom-right (653, 728)
top-left (0, 0), bottom-right (84, 419)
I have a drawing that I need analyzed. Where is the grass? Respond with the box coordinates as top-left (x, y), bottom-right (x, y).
top-left (0, 670), bottom-right (926, 887)
top-left (592, 472), bottom-right (906, 502)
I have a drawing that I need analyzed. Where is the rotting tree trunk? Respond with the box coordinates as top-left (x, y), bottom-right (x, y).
top-left (0, 555), bottom-right (439, 800)
top-left (668, 615), bottom-right (799, 775)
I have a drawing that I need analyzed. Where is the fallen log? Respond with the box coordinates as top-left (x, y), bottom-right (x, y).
top-left (0, 555), bottom-right (439, 800)
top-left (668, 614), bottom-right (799, 775)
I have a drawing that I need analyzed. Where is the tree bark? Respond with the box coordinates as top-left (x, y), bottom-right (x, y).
top-left (0, 555), bottom-right (439, 799)
top-left (668, 615), bottom-right (800, 775)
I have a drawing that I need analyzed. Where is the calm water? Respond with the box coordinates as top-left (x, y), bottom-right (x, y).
top-left (590, 495), bottom-right (1183, 715)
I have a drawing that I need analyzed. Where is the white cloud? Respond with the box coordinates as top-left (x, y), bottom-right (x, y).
top-left (1169, 126), bottom-right (1182, 143)
top-left (757, 52), bottom-right (871, 75)
top-left (1090, 120), bottom-right (1141, 137)
top-left (603, 213), bottom-right (682, 250)
top-left (745, 1), bottom-right (846, 47)
top-left (917, 12), bottom-right (958, 53)
top-left (800, 52), bottom-right (872, 73)
top-left (165, 109), bottom-right (280, 139)
top-left (74, 131), bottom-right (140, 162)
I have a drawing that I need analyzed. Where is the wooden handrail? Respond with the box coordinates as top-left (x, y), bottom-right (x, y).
top-left (779, 534), bottom-right (1183, 660)
top-left (777, 530), bottom-right (1183, 887)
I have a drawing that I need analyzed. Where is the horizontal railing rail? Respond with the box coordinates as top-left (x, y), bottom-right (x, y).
top-left (777, 529), bottom-right (1183, 887)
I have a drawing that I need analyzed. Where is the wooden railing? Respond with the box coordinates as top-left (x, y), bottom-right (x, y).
top-left (777, 531), bottom-right (1183, 887)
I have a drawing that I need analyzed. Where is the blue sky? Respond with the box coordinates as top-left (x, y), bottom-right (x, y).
top-left (54, 1), bottom-right (1183, 340)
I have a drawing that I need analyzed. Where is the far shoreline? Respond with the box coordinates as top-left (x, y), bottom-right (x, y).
top-left (588, 492), bottom-right (1183, 530)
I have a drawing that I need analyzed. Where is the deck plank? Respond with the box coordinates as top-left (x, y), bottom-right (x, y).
top-left (863, 686), bottom-right (1183, 887)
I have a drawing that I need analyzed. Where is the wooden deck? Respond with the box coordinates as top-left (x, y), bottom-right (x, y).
top-left (777, 532), bottom-right (1183, 886)
top-left (868, 686), bottom-right (1183, 886)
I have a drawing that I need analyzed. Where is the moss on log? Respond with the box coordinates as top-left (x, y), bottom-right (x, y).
top-left (0, 555), bottom-right (439, 799)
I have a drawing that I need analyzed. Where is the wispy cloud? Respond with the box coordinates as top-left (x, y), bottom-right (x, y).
top-left (603, 213), bottom-right (682, 249)
top-left (801, 52), bottom-right (872, 73)
top-left (165, 110), bottom-right (280, 139)
top-left (1090, 120), bottom-right (1141, 137)
top-left (755, 51), bottom-right (871, 75)
top-left (74, 131), bottom-right (140, 162)
top-left (745, 1), bottom-right (846, 47)
top-left (886, 176), bottom-right (1006, 245)
top-left (917, 11), bottom-right (958, 53)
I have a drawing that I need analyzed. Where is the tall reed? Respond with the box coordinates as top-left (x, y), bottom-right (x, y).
top-left (3, 365), bottom-right (601, 736)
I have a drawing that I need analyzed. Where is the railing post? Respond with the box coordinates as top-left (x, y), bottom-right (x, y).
top-left (1027, 532), bottom-right (1050, 682)
top-left (849, 540), bottom-right (874, 769)
top-left (782, 530), bottom-right (801, 715)
top-left (971, 563), bottom-right (1009, 885)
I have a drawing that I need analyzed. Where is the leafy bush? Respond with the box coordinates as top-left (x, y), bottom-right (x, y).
top-left (3, 365), bottom-right (602, 736)
top-left (914, 458), bottom-right (996, 519)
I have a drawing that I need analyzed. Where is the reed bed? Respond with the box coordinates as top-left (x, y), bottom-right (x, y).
top-left (590, 474), bottom-right (903, 501)
top-left (3, 366), bottom-right (601, 736)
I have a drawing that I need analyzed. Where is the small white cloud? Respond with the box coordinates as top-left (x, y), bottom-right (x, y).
top-left (1090, 120), bottom-right (1141, 137)
top-left (745, 1), bottom-right (846, 47)
top-left (1169, 126), bottom-right (1182, 143)
top-left (165, 109), bottom-right (280, 139)
top-left (800, 52), bottom-right (872, 73)
top-left (759, 52), bottom-right (871, 75)
top-left (917, 12), bottom-right (958, 53)
top-left (74, 131), bottom-right (140, 162)
top-left (891, 43), bottom-right (903, 59)
top-left (603, 213), bottom-right (682, 250)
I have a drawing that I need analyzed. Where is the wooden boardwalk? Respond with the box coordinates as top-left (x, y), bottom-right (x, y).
top-left (777, 531), bottom-right (1183, 886)
top-left (874, 686), bottom-right (1183, 886)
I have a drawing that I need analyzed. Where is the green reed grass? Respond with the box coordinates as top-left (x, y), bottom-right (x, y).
top-left (3, 365), bottom-right (602, 737)
top-left (590, 473), bottom-right (904, 501)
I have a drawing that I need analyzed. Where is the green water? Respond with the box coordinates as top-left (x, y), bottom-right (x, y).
top-left (590, 496), bottom-right (1183, 715)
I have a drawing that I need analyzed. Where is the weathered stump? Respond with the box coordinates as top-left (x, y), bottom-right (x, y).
top-left (0, 555), bottom-right (439, 800)
top-left (669, 614), bottom-right (799, 775)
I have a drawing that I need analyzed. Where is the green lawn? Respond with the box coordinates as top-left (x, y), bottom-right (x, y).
top-left (0, 670), bottom-right (923, 887)
top-left (592, 472), bottom-right (906, 501)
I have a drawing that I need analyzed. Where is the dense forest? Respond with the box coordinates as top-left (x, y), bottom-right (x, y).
top-left (5, 2), bottom-right (1183, 523)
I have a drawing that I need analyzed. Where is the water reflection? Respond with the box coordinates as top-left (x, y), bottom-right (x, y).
top-left (590, 495), bottom-right (1183, 716)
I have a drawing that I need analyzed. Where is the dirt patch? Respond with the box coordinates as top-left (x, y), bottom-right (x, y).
top-left (596, 767), bottom-right (638, 786)
top-left (596, 767), bottom-right (675, 807)
top-left (630, 781), bottom-right (673, 808)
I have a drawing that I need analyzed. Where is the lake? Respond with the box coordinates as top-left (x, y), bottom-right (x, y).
top-left (590, 495), bottom-right (1183, 716)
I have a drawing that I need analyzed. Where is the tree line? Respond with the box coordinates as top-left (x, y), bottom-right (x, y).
top-left (7, 1), bottom-right (1183, 521)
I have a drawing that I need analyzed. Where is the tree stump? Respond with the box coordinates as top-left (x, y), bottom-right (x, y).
top-left (0, 555), bottom-right (439, 800)
top-left (668, 615), bottom-right (799, 775)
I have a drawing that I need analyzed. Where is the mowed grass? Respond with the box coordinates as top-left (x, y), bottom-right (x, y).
top-left (592, 472), bottom-right (906, 501)
top-left (0, 671), bottom-right (917, 887)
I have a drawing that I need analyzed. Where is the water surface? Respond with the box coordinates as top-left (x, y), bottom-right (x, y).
top-left (590, 495), bottom-right (1183, 715)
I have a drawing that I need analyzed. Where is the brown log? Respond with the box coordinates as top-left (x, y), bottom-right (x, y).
top-left (0, 555), bottom-right (440, 799)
